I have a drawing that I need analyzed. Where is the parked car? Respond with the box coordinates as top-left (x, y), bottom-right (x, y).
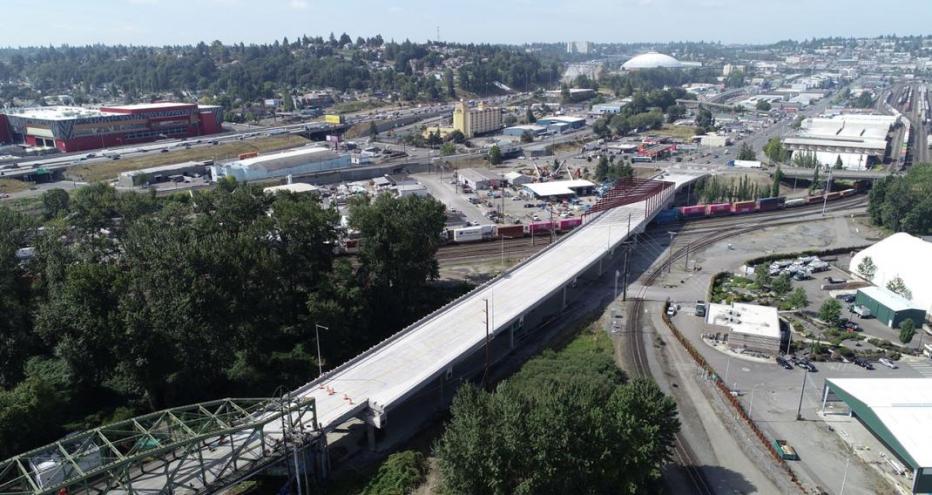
top-left (797, 360), bottom-right (817, 372)
top-left (879, 357), bottom-right (898, 369)
top-left (835, 294), bottom-right (856, 303)
top-left (666, 305), bottom-right (677, 317)
top-left (776, 356), bottom-right (793, 370)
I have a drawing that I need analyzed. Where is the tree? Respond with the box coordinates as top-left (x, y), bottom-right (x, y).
top-left (763, 137), bottom-right (787, 163)
top-left (819, 299), bottom-right (842, 325)
top-left (772, 274), bottom-right (791, 295)
top-left (368, 121), bottom-right (379, 139)
top-left (899, 319), bottom-right (916, 344)
top-left (737, 142), bottom-right (756, 161)
top-left (489, 145), bottom-right (503, 165)
top-left (520, 130), bottom-right (534, 143)
top-left (857, 256), bottom-right (877, 281)
top-left (754, 266), bottom-right (771, 289)
top-left (560, 83), bottom-right (571, 102)
top-left (449, 129), bottom-right (466, 144)
top-left (595, 155), bottom-right (610, 181)
top-left (41, 188), bottom-right (70, 220)
top-left (362, 450), bottom-right (428, 495)
top-left (755, 100), bottom-right (772, 111)
top-left (695, 107), bottom-right (714, 132)
top-left (526, 107), bottom-right (536, 124)
top-left (787, 287), bottom-right (809, 309)
top-left (886, 276), bottom-right (912, 300)
top-left (592, 118), bottom-right (611, 138)
top-left (834, 155), bottom-right (844, 169)
top-left (771, 166), bottom-right (783, 197)
top-left (440, 142), bottom-right (456, 156)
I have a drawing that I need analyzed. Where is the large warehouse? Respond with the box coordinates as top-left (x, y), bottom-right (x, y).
top-left (850, 233), bottom-right (932, 316)
top-left (0, 103), bottom-right (223, 152)
top-left (210, 146), bottom-right (350, 183)
top-left (706, 302), bottom-right (784, 355)
top-left (821, 378), bottom-right (932, 493)
top-left (783, 114), bottom-right (897, 170)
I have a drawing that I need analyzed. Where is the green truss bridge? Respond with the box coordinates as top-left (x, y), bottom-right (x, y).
top-left (0, 397), bottom-right (324, 495)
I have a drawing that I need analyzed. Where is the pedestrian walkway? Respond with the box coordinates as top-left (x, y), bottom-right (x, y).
top-left (908, 360), bottom-right (932, 377)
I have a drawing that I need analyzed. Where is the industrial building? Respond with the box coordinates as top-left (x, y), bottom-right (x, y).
top-left (821, 378), bottom-right (932, 493)
top-left (523, 179), bottom-right (595, 199)
top-left (456, 168), bottom-right (503, 190)
top-left (263, 183), bottom-right (322, 195)
top-left (535, 116), bottom-right (587, 133)
top-left (706, 302), bottom-right (784, 355)
top-left (503, 171), bottom-right (533, 187)
top-left (210, 146), bottom-right (350, 183)
top-left (850, 233), bottom-right (932, 316)
top-left (591, 101), bottom-right (628, 115)
top-left (855, 287), bottom-right (927, 329)
top-left (0, 103), bottom-right (223, 152)
top-left (502, 125), bottom-right (547, 137)
top-left (452, 101), bottom-right (502, 138)
top-left (783, 114), bottom-right (897, 170)
top-left (117, 160), bottom-right (210, 188)
top-left (698, 134), bottom-right (731, 147)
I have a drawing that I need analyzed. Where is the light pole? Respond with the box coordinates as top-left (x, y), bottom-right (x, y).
top-left (748, 383), bottom-right (765, 420)
top-left (614, 269), bottom-right (620, 300)
top-left (839, 456), bottom-right (850, 495)
top-left (314, 324), bottom-right (328, 377)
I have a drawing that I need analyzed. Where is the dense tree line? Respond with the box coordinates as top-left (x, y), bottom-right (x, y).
top-left (0, 182), bottom-right (450, 457)
top-left (434, 332), bottom-right (679, 494)
top-left (694, 174), bottom-right (768, 203)
top-left (591, 87), bottom-right (693, 138)
top-left (868, 163), bottom-right (932, 235)
top-left (0, 38), bottom-right (559, 109)
top-left (601, 67), bottom-right (719, 97)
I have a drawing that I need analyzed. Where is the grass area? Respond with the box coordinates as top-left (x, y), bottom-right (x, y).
top-left (330, 100), bottom-right (390, 115)
top-left (2, 196), bottom-right (43, 216)
top-left (0, 178), bottom-right (31, 194)
top-left (66, 135), bottom-right (310, 183)
top-left (648, 124), bottom-right (698, 140)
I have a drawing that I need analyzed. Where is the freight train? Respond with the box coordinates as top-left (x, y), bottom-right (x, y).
top-left (447, 217), bottom-right (584, 244)
top-left (656, 189), bottom-right (857, 223)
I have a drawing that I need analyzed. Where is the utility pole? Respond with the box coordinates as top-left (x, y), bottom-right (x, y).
top-left (314, 324), bottom-right (328, 377)
top-left (821, 167), bottom-right (833, 216)
top-left (614, 269), bottom-right (620, 300)
top-left (796, 369), bottom-right (809, 420)
top-left (622, 242), bottom-right (631, 301)
top-left (667, 232), bottom-right (675, 273)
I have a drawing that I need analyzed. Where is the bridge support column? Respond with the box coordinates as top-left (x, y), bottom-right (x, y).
top-left (562, 286), bottom-right (567, 310)
top-left (367, 424), bottom-right (377, 452)
top-left (598, 258), bottom-right (603, 277)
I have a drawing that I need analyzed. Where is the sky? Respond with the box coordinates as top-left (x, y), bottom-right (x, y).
top-left (2, 0), bottom-right (930, 47)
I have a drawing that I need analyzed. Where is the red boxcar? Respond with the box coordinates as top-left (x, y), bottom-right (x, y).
top-left (826, 192), bottom-right (842, 201)
top-left (558, 217), bottom-right (583, 231)
top-left (732, 200), bottom-right (756, 214)
top-left (806, 195), bottom-right (823, 204)
top-left (529, 221), bottom-right (555, 233)
top-left (496, 224), bottom-right (525, 239)
top-left (707, 203), bottom-right (732, 216)
top-left (679, 205), bottom-right (707, 218)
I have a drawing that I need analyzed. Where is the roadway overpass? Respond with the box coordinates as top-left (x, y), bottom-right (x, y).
top-left (775, 166), bottom-right (890, 180)
top-left (0, 172), bottom-right (705, 495)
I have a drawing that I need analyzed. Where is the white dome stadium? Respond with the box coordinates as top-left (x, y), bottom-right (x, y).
top-left (622, 52), bottom-right (684, 70)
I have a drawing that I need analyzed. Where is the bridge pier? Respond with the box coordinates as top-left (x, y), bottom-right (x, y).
top-left (367, 423), bottom-right (377, 451)
top-left (562, 286), bottom-right (567, 310)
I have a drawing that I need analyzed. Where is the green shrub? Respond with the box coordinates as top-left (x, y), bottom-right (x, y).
top-left (362, 450), bottom-right (428, 495)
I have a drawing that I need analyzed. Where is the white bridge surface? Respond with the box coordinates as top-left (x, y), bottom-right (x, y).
top-left (295, 173), bottom-right (700, 431)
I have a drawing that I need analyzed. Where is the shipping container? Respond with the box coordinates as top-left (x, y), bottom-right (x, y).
top-left (452, 226), bottom-right (484, 243)
top-left (495, 225), bottom-right (525, 239)
top-left (558, 217), bottom-right (583, 231)
top-left (679, 205), bottom-right (707, 218)
top-left (785, 198), bottom-right (807, 207)
top-left (238, 151), bottom-right (258, 160)
top-left (757, 196), bottom-right (785, 211)
top-left (529, 221), bottom-right (555, 233)
top-left (654, 209), bottom-right (680, 224)
top-left (839, 188), bottom-right (856, 197)
top-left (732, 200), bottom-right (756, 214)
top-left (707, 203), bottom-right (732, 216)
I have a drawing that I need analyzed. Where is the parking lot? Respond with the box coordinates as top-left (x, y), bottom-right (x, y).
top-left (643, 215), bottom-right (919, 494)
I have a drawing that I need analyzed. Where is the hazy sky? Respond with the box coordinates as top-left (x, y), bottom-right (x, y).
top-left (3, 0), bottom-right (930, 47)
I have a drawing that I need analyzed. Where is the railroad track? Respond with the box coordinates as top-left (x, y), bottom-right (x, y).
top-left (626, 226), bottom-right (751, 495)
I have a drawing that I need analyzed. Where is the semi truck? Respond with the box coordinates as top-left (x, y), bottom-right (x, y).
top-left (324, 114), bottom-right (345, 125)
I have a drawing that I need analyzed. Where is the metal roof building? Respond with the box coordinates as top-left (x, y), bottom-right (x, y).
top-left (523, 179), bottom-right (595, 198)
top-left (210, 146), bottom-right (350, 183)
top-left (822, 378), bottom-right (932, 493)
top-left (850, 233), bottom-right (932, 316)
top-left (855, 286), bottom-right (926, 329)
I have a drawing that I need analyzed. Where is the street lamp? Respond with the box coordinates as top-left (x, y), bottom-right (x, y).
top-left (314, 324), bottom-right (329, 376)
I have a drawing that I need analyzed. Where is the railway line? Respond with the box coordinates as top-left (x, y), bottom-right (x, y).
top-left (622, 197), bottom-right (867, 494)
top-left (435, 194), bottom-right (868, 265)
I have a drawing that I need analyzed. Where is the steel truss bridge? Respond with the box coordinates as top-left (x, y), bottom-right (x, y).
top-left (0, 398), bottom-right (321, 495)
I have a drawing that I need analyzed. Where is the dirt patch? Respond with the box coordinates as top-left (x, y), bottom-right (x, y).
top-left (0, 178), bottom-right (31, 194)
